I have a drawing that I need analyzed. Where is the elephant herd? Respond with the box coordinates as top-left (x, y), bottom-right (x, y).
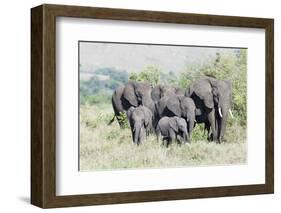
top-left (108, 76), bottom-right (233, 146)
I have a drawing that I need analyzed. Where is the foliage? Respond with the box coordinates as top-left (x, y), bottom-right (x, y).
top-left (191, 124), bottom-right (207, 141)
top-left (95, 68), bottom-right (128, 86)
top-left (80, 67), bottom-right (128, 105)
top-left (129, 65), bottom-right (161, 86)
top-left (116, 111), bottom-right (129, 129)
top-left (80, 90), bottom-right (111, 105)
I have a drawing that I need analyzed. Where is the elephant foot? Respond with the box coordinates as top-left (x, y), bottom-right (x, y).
top-left (184, 142), bottom-right (191, 147)
top-left (207, 133), bottom-right (213, 142)
top-left (217, 137), bottom-right (226, 143)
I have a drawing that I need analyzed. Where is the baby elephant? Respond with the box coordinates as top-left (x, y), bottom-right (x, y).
top-left (127, 106), bottom-right (153, 145)
top-left (156, 116), bottom-right (188, 147)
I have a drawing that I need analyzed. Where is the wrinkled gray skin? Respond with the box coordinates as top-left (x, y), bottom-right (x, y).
top-left (156, 95), bottom-right (196, 142)
top-left (186, 77), bottom-right (232, 143)
top-left (109, 81), bottom-right (156, 128)
top-left (151, 85), bottom-right (184, 102)
top-left (127, 106), bottom-right (153, 145)
top-left (156, 116), bottom-right (188, 147)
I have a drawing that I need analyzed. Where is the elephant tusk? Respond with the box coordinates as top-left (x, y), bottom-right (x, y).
top-left (218, 107), bottom-right (223, 118)
top-left (229, 109), bottom-right (234, 118)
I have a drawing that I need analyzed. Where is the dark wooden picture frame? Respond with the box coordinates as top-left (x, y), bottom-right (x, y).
top-left (31, 4), bottom-right (274, 208)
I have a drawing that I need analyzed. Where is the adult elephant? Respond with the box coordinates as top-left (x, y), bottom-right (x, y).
top-left (186, 77), bottom-right (233, 143)
top-left (156, 95), bottom-right (196, 142)
top-left (109, 81), bottom-right (155, 128)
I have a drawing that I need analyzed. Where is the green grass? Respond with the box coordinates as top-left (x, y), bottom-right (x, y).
top-left (80, 104), bottom-right (247, 171)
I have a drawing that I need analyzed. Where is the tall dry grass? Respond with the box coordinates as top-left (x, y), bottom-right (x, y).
top-left (80, 104), bottom-right (247, 171)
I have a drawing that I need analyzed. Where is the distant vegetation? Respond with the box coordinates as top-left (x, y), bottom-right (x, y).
top-left (80, 68), bottom-right (128, 105)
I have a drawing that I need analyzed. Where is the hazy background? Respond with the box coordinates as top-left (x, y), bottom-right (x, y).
top-left (80, 41), bottom-right (241, 79)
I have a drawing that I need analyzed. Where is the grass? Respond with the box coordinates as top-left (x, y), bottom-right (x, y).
top-left (80, 104), bottom-right (247, 171)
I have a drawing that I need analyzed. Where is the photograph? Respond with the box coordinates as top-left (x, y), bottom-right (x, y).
top-left (79, 41), bottom-right (247, 171)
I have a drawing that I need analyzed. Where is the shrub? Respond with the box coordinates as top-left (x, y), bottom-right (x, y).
top-left (116, 112), bottom-right (129, 128)
top-left (129, 65), bottom-right (161, 86)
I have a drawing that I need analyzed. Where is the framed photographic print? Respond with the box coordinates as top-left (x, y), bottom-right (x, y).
top-left (31, 4), bottom-right (274, 208)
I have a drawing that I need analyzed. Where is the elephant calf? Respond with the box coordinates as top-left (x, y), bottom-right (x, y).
top-left (156, 116), bottom-right (189, 147)
top-left (127, 106), bottom-right (153, 145)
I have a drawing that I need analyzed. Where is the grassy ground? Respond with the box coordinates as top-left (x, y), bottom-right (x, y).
top-left (80, 104), bottom-right (247, 171)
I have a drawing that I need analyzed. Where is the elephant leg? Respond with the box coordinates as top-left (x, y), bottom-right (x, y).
top-left (176, 134), bottom-right (184, 145)
top-left (156, 126), bottom-right (162, 143)
top-left (145, 127), bottom-right (149, 137)
top-left (219, 114), bottom-right (228, 143)
top-left (139, 127), bottom-right (145, 144)
top-left (168, 129), bottom-right (176, 145)
top-left (166, 138), bottom-right (172, 148)
top-left (216, 115), bottom-right (222, 143)
top-left (161, 137), bottom-right (168, 147)
top-left (203, 121), bottom-right (211, 137)
top-left (207, 109), bottom-right (217, 142)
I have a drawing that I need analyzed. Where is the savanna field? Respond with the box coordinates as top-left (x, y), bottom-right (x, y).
top-left (80, 103), bottom-right (247, 171)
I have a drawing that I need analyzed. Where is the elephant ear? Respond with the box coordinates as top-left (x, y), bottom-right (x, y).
top-left (203, 94), bottom-right (214, 109)
top-left (123, 83), bottom-right (138, 106)
top-left (169, 118), bottom-right (178, 132)
top-left (166, 96), bottom-right (181, 117)
top-left (193, 79), bottom-right (214, 109)
top-left (126, 106), bottom-right (135, 119)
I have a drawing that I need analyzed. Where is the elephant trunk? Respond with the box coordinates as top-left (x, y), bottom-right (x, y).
top-left (133, 122), bottom-right (141, 145)
top-left (183, 129), bottom-right (189, 143)
top-left (187, 118), bottom-right (194, 143)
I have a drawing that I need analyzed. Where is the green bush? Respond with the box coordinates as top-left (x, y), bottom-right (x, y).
top-left (129, 65), bottom-right (161, 86)
top-left (116, 112), bottom-right (129, 129)
top-left (80, 91), bottom-right (111, 106)
top-left (192, 124), bottom-right (207, 141)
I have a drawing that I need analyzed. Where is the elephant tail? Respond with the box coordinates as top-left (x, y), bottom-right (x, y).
top-left (107, 115), bottom-right (115, 126)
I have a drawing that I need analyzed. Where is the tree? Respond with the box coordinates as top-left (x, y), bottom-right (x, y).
top-left (129, 65), bottom-right (161, 86)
